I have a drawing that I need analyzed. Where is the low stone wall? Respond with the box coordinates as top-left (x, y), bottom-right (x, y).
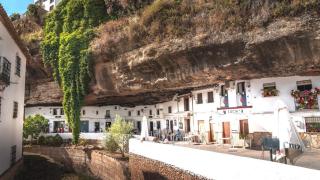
top-left (301, 133), bottom-right (320, 148)
top-left (24, 146), bottom-right (129, 180)
top-left (129, 154), bottom-right (207, 180)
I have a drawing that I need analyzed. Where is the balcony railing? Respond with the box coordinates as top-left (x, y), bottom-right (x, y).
top-left (291, 89), bottom-right (320, 110)
top-left (0, 57), bottom-right (11, 86)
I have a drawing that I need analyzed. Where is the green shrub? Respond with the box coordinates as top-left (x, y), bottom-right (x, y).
top-left (53, 134), bottom-right (63, 146)
top-left (38, 136), bottom-right (46, 145)
top-left (45, 136), bottom-right (54, 146)
top-left (104, 135), bottom-right (119, 153)
top-left (105, 115), bottom-right (133, 157)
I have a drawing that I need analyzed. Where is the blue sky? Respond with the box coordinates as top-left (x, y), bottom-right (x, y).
top-left (0, 0), bottom-right (33, 15)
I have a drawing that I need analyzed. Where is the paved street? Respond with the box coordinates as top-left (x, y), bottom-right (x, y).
top-left (175, 143), bottom-right (320, 170)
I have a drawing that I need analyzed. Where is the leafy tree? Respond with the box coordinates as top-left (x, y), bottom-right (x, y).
top-left (106, 115), bottom-right (133, 157)
top-left (23, 115), bottom-right (49, 143)
top-left (10, 13), bottom-right (21, 21)
top-left (41, 0), bottom-right (108, 144)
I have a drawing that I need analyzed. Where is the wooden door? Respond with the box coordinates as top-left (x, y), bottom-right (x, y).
top-left (184, 119), bottom-right (190, 133)
top-left (222, 122), bottom-right (231, 144)
top-left (239, 119), bottom-right (249, 138)
top-left (209, 123), bottom-right (215, 142)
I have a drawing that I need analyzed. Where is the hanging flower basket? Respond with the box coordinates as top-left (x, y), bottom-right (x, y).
top-left (291, 88), bottom-right (320, 110)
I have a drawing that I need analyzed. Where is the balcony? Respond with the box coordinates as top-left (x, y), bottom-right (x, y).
top-left (0, 57), bottom-right (11, 86)
top-left (291, 89), bottom-right (320, 110)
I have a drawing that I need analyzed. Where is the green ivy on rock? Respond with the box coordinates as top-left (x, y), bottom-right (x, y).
top-left (41, 0), bottom-right (108, 144)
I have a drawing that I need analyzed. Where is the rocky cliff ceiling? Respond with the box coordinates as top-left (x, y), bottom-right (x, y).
top-left (22, 0), bottom-right (320, 107)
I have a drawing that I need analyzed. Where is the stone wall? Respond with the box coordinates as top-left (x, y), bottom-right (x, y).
top-left (129, 154), bottom-right (207, 180)
top-left (24, 146), bottom-right (129, 180)
top-left (301, 133), bottom-right (320, 149)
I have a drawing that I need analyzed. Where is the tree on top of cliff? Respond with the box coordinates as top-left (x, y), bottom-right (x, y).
top-left (41, 0), bottom-right (109, 144)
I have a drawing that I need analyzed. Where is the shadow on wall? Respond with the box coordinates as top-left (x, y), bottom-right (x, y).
top-left (143, 171), bottom-right (168, 180)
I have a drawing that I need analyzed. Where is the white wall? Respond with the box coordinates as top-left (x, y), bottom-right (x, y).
top-left (0, 21), bottom-right (27, 175)
top-left (129, 139), bottom-right (320, 180)
top-left (34, 0), bottom-right (61, 11)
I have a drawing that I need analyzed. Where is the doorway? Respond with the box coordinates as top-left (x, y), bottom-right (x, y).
top-left (170, 120), bottom-right (174, 133)
top-left (184, 119), bottom-right (191, 133)
top-left (198, 120), bottom-right (205, 133)
top-left (239, 119), bottom-right (249, 138)
top-left (222, 122), bottom-right (231, 144)
top-left (80, 121), bottom-right (89, 133)
top-left (94, 122), bottom-right (100, 132)
top-left (209, 123), bottom-right (215, 142)
top-left (150, 121), bottom-right (154, 136)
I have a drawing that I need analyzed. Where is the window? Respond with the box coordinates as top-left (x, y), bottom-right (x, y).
top-left (168, 106), bottom-right (172, 113)
top-left (305, 117), bottom-right (320, 132)
top-left (53, 108), bottom-right (58, 115)
top-left (137, 110), bottom-right (140, 116)
top-left (207, 91), bottom-right (214, 103)
top-left (156, 109), bottom-right (160, 115)
top-left (0, 57), bottom-right (11, 85)
top-left (82, 110), bottom-right (86, 115)
top-left (60, 108), bottom-right (64, 115)
top-left (15, 55), bottom-right (21, 77)
top-left (13, 102), bottom-right (18, 118)
top-left (237, 82), bottom-right (245, 94)
top-left (220, 85), bottom-right (227, 96)
top-left (128, 111), bottom-right (131, 116)
top-left (11, 145), bottom-right (16, 166)
top-left (166, 120), bottom-right (169, 129)
top-left (157, 121), bottom-right (161, 130)
top-left (149, 110), bottom-right (152, 116)
top-left (297, 80), bottom-right (312, 91)
top-left (184, 98), bottom-right (190, 111)
top-left (262, 82), bottom-right (278, 97)
top-left (197, 93), bottom-right (203, 104)
top-left (96, 110), bottom-right (99, 115)
top-left (105, 110), bottom-right (111, 118)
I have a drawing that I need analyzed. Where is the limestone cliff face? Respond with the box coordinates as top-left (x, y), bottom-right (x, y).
top-left (23, 1), bottom-right (320, 106)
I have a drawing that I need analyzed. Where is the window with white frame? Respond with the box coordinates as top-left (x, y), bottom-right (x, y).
top-left (297, 80), bottom-right (312, 91)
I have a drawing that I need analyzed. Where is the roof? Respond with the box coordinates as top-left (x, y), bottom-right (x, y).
top-left (0, 4), bottom-right (32, 61)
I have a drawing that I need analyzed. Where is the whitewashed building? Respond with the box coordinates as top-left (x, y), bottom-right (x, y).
top-left (0, 6), bottom-right (28, 177)
top-left (25, 76), bottom-right (320, 147)
top-left (34, 0), bottom-right (61, 11)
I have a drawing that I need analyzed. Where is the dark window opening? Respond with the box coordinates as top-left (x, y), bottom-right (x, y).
top-left (168, 106), bottom-right (172, 113)
top-left (207, 91), bottom-right (214, 103)
top-left (105, 110), bottom-right (111, 118)
top-left (13, 102), bottom-right (18, 118)
top-left (197, 93), bottom-right (203, 104)
top-left (184, 98), bottom-right (190, 111)
top-left (15, 55), bottom-right (21, 77)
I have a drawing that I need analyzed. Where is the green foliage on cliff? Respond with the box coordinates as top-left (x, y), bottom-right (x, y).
top-left (41, 0), bottom-right (108, 144)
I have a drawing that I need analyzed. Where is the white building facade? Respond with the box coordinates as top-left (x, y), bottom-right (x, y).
top-left (25, 76), bottom-right (320, 147)
top-left (0, 7), bottom-right (28, 176)
top-left (34, 0), bottom-right (61, 11)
